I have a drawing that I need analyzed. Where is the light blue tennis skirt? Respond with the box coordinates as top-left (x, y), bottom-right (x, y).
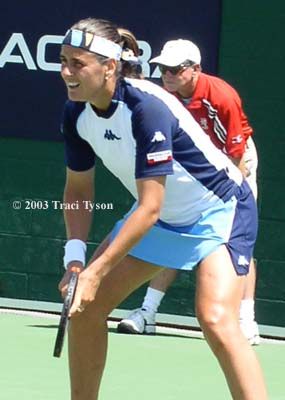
top-left (111, 183), bottom-right (257, 276)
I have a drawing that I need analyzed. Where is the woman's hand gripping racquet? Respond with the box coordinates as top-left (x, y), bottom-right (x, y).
top-left (53, 266), bottom-right (81, 358)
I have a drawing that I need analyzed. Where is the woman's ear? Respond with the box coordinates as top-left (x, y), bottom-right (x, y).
top-left (104, 58), bottom-right (117, 80)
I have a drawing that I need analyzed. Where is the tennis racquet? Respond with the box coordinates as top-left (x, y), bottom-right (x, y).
top-left (53, 266), bottom-right (80, 358)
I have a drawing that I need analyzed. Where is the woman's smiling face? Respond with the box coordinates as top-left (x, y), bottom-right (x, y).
top-left (60, 45), bottom-right (110, 106)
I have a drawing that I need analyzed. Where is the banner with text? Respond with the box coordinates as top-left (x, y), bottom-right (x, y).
top-left (0, 1), bottom-right (221, 140)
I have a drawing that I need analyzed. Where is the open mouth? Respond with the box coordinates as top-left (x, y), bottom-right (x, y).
top-left (67, 82), bottom-right (80, 89)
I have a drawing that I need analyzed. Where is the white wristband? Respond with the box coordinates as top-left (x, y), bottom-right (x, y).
top-left (63, 239), bottom-right (87, 269)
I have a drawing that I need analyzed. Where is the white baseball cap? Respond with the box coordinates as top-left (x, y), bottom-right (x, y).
top-left (150, 39), bottom-right (201, 67)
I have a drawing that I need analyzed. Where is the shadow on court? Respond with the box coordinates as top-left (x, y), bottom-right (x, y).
top-left (27, 324), bottom-right (58, 329)
top-left (27, 323), bottom-right (205, 341)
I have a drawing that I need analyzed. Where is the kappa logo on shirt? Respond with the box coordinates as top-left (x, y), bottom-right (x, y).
top-left (147, 150), bottom-right (173, 165)
top-left (151, 131), bottom-right (166, 143)
top-left (104, 129), bottom-right (121, 141)
top-left (238, 255), bottom-right (249, 266)
top-left (232, 134), bottom-right (243, 144)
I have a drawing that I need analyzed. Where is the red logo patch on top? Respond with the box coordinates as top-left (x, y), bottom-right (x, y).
top-left (147, 150), bottom-right (173, 165)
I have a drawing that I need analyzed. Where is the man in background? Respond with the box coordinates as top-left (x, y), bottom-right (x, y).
top-left (118, 39), bottom-right (260, 345)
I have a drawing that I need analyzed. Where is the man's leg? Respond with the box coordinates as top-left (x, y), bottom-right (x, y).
top-left (68, 239), bottom-right (163, 400)
top-left (195, 245), bottom-right (267, 399)
top-left (144, 268), bottom-right (178, 311)
top-left (240, 258), bottom-right (260, 344)
top-left (241, 137), bottom-right (260, 344)
top-left (117, 268), bottom-right (177, 334)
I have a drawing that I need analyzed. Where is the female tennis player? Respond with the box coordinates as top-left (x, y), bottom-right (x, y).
top-left (58, 18), bottom-right (268, 400)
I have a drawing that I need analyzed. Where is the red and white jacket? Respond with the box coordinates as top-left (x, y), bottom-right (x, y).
top-left (174, 72), bottom-right (253, 159)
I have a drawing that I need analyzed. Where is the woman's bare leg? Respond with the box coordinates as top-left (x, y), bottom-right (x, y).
top-left (68, 239), bottom-right (163, 400)
top-left (195, 245), bottom-right (267, 400)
